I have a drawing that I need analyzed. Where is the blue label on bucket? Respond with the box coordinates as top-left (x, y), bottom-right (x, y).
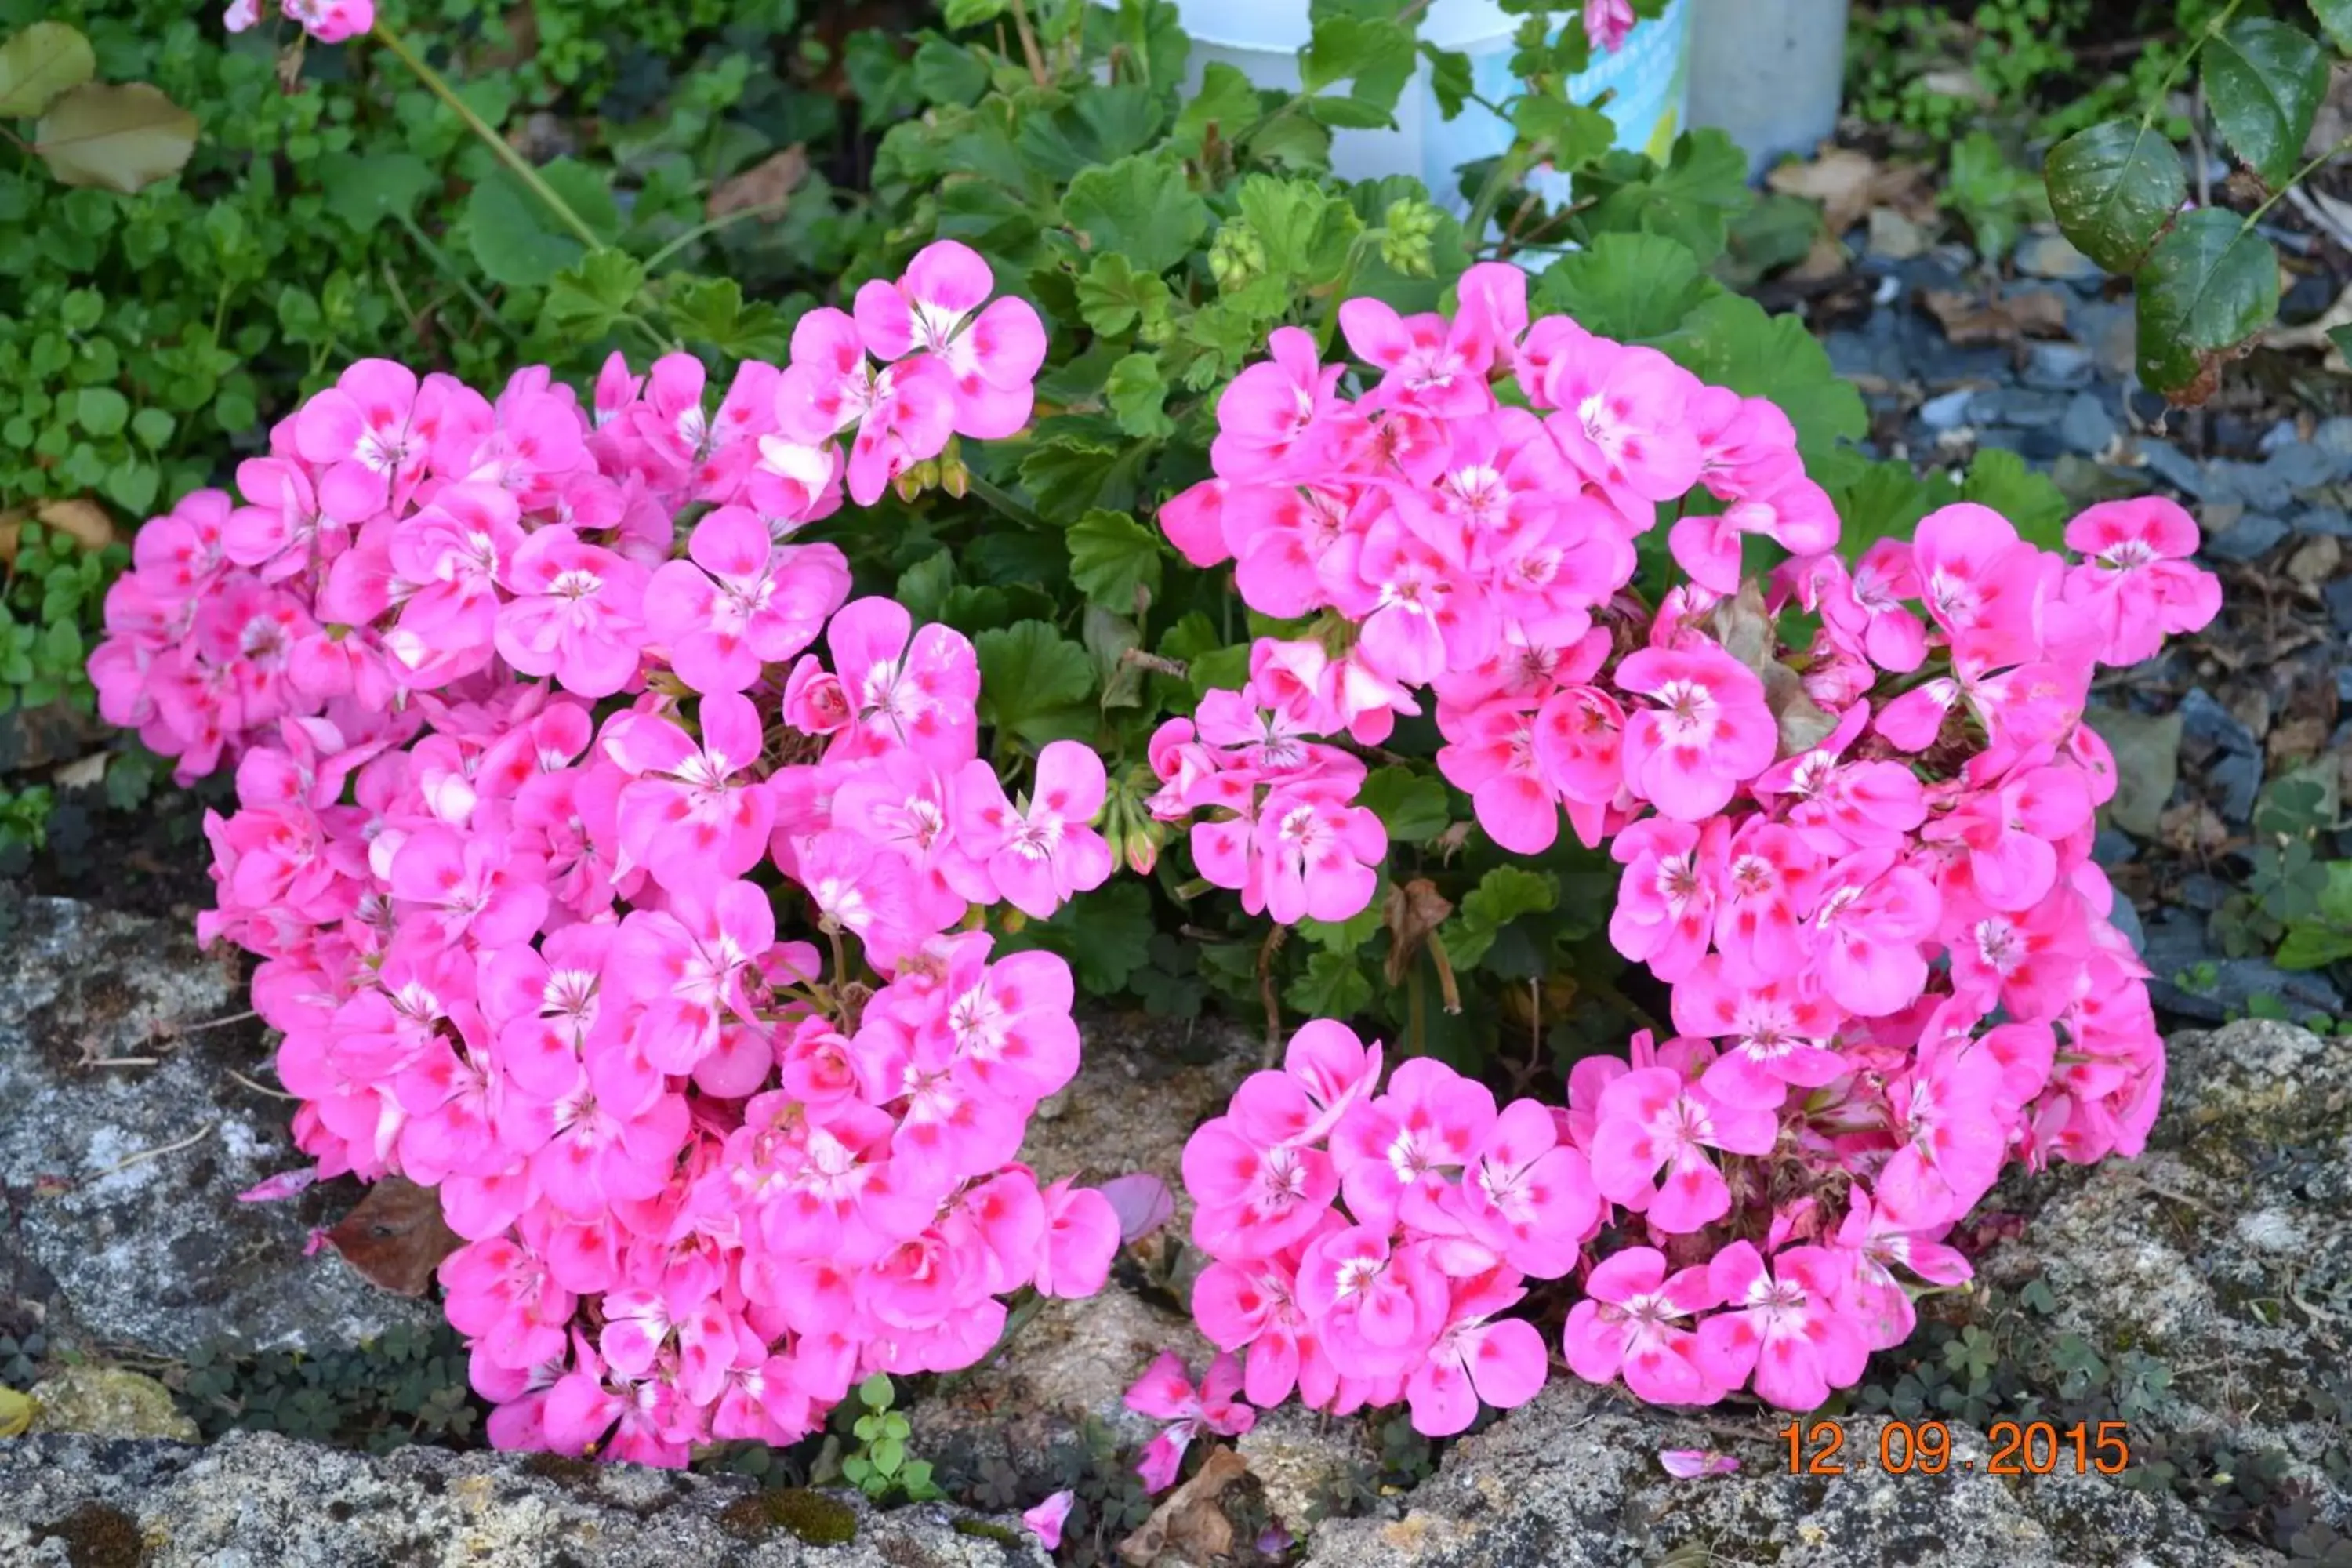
top-left (1421, 0), bottom-right (1690, 212)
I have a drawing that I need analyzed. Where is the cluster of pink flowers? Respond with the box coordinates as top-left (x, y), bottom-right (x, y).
top-left (225, 0), bottom-right (373, 44)
top-left (89, 245), bottom-right (1129, 1464)
top-left (1183, 1022), bottom-right (1563, 1436)
top-left (1161, 268), bottom-right (2220, 1430)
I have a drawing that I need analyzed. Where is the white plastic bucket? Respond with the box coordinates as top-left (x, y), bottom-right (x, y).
top-left (1167, 0), bottom-right (1691, 209)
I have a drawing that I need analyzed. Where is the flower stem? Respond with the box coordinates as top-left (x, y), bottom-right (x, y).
top-left (372, 23), bottom-right (602, 251)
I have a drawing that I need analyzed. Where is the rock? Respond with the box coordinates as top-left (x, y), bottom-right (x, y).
top-left (25, 1367), bottom-right (198, 1442)
top-left (2137, 440), bottom-right (2208, 498)
top-left (1969, 387), bottom-right (2070, 430)
top-left (1238, 1405), bottom-right (1377, 1539)
top-left (2020, 339), bottom-right (2096, 390)
top-left (0, 1429), bottom-right (1043, 1567)
top-left (2014, 230), bottom-right (2101, 282)
top-left (2177, 687), bottom-right (2259, 759)
top-left (2316, 415), bottom-right (2352, 462)
top-left (1980, 1022), bottom-right (2352, 1508)
top-left (2140, 910), bottom-right (2345, 1022)
top-left (2201, 510), bottom-right (2289, 563)
top-left (1299, 1382), bottom-right (2264, 1568)
top-left (909, 1015), bottom-right (1251, 1481)
top-left (1301, 1021), bottom-right (2352, 1568)
top-left (2264, 440), bottom-right (2349, 490)
top-left (1918, 387), bottom-right (1976, 433)
top-left (2285, 533), bottom-right (2344, 586)
top-left (2297, 504), bottom-right (2352, 538)
top-left (1865, 207), bottom-right (1928, 260)
top-left (2058, 391), bottom-right (2118, 456)
top-left (2070, 299), bottom-right (2136, 379)
top-left (0, 891), bottom-right (440, 1357)
top-left (2084, 707), bottom-right (2181, 838)
top-left (2325, 576), bottom-right (2352, 637)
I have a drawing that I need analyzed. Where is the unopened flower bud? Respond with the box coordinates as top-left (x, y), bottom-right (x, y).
top-left (1210, 223), bottom-right (1267, 291)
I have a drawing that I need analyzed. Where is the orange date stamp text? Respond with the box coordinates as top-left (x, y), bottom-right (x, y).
top-left (1780, 1417), bottom-right (2132, 1475)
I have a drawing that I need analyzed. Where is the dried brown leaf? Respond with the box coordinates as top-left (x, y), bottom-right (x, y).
top-left (1919, 287), bottom-right (2070, 346)
top-left (706, 145), bottom-right (810, 223)
top-left (326, 1176), bottom-right (461, 1296)
top-left (1117, 1445), bottom-right (1250, 1566)
top-left (1382, 877), bottom-right (1454, 988)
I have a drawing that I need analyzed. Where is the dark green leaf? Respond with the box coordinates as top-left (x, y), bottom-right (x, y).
top-left (1075, 254), bottom-right (1174, 338)
top-left (1005, 882), bottom-right (1157, 993)
top-left (1067, 507), bottom-right (1164, 606)
top-left (2134, 207), bottom-right (2278, 399)
top-left (977, 620), bottom-right (1096, 744)
top-left (1580, 131), bottom-right (1751, 264)
top-left (1356, 767), bottom-right (1452, 843)
top-left (2044, 120), bottom-right (2188, 273)
top-left (73, 386), bottom-right (126, 437)
top-left (1062, 153), bottom-right (1210, 274)
top-left (1287, 950), bottom-right (1374, 1018)
top-left (2202, 18), bottom-right (2327, 186)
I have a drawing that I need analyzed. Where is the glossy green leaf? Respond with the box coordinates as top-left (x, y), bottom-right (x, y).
top-left (0, 21), bottom-right (95, 119)
top-left (2313, 0), bottom-right (2352, 54)
top-left (1356, 767), bottom-right (1452, 843)
top-left (2044, 120), bottom-right (2187, 273)
top-left (34, 82), bottom-right (196, 194)
top-left (2201, 18), bottom-right (2327, 186)
top-left (2134, 208), bottom-right (2278, 399)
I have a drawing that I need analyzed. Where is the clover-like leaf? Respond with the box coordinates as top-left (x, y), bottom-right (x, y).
top-left (34, 82), bottom-right (197, 194)
top-left (2044, 119), bottom-right (2187, 273)
top-left (2201, 18), bottom-right (2327, 187)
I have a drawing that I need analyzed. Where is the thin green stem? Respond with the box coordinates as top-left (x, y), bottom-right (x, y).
top-left (372, 22), bottom-right (601, 250)
top-left (963, 471), bottom-right (1046, 530)
top-left (394, 210), bottom-right (520, 341)
top-left (640, 200), bottom-right (787, 273)
top-left (2243, 131), bottom-right (2352, 231)
top-left (1463, 147), bottom-right (1526, 250)
top-left (2140, 0), bottom-right (2241, 133)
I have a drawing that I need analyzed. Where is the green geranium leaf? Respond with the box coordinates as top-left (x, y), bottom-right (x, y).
top-left (1076, 253), bottom-right (1174, 338)
top-left (1004, 881), bottom-right (1157, 993)
top-left (1531, 230), bottom-right (1719, 343)
top-left (1356, 767), bottom-right (1452, 844)
top-left (1062, 152), bottom-right (1210, 275)
top-left (2043, 120), bottom-right (2187, 274)
top-left (1581, 130), bottom-right (1751, 264)
top-left (1174, 62), bottom-right (1262, 158)
top-left (1301, 13), bottom-right (1415, 114)
top-left (1287, 950), bottom-right (1374, 1018)
top-left (1661, 292), bottom-right (1866, 464)
top-left (1105, 351), bottom-right (1176, 439)
top-left (977, 619), bottom-right (1097, 745)
top-left (319, 151), bottom-right (438, 234)
top-left (34, 82), bottom-right (197, 194)
top-left (1960, 448), bottom-right (2069, 552)
top-left (1068, 507), bottom-right (1165, 607)
top-left (2201, 18), bottom-right (2327, 187)
top-left (1442, 867), bottom-right (1558, 969)
top-left (2135, 208), bottom-right (2278, 399)
top-left (466, 170), bottom-right (582, 289)
top-left (0, 21), bottom-right (95, 119)
top-left (542, 249), bottom-right (648, 338)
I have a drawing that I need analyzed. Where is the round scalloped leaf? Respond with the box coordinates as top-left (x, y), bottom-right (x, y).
top-left (0, 21), bottom-right (95, 118)
top-left (2043, 120), bottom-right (2187, 274)
top-left (34, 82), bottom-right (197, 194)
